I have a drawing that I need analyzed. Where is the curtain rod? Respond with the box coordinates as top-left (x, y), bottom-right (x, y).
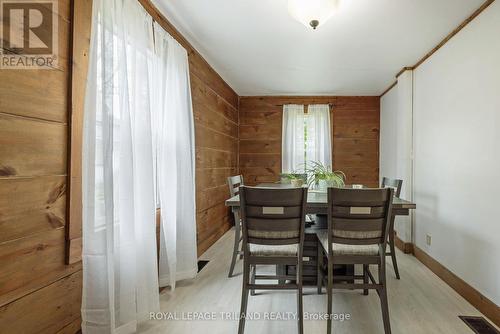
top-left (275, 103), bottom-right (335, 108)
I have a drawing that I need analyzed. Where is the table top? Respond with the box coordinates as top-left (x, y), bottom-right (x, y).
top-left (225, 183), bottom-right (416, 209)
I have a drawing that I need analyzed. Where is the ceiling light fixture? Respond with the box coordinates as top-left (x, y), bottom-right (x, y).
top-left (288, 0), bottom-right (339, 30)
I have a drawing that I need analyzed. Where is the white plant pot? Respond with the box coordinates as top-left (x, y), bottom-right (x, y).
top-left (318, 179), bottom-right (328, 191)
top-left (318, 179), bottom-right (338, 191)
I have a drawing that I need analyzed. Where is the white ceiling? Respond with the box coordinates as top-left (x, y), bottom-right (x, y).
top-left (153, 0), bottom-right (483, 96)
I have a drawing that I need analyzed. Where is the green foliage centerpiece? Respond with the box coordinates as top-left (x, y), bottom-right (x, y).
top-left (305, 161), bottom-right (346, 191)
top-left (279, 172), bottom-right (306, 187)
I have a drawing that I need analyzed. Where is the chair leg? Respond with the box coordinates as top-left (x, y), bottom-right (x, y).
top-left (326, 258), bottom-right (333, 334)
top-left (228, 220), bottom-right (241, 278)
top-left (379, 259), bottom-right (392, 334)
top-left (277, 264), bottom-right (286, 284)
top-left (317, 246), bottom-right (323, 294)
top-left (363, 264), bottom-right (369, 296)
top-left (239, 235), bottom-right (244, 260)
top-left (297, 261), bottom-right (304, 334)
top-left (250, 264), bottom-right (256, 296)
top-left (388, 216), bottom-right (400, 279)
top-left (238, 260), bottom-right (251, 334)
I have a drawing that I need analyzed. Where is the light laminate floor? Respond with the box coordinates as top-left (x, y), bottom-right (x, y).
top-left (138, 228), bottom-right (494, 334)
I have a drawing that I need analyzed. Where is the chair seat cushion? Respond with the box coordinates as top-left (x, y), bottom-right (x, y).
top-left (248, 229), bottom-right (299, 239)
top-left (249, 243), bottom-right (298, 257)
top-left (316, 230), bottom-right (380, 256)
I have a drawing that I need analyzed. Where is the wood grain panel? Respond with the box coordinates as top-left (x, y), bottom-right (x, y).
top-left (55, 317), bottom-right (83, 334)
top-left (196, 167), bottom-right (237, 190)
top-left (196, 202), bottom-right (232, 254)
top-left (0, 0), bottom-right (71, 122)
top-left (239, 153), bottom-right (281, 169)
top-left (195, 124), bottom-right (238, 153)
top-left (193, 100), bottom-right (238, 138)
top-left (239, 140), bottom-right (281, 154)
top-left (333, 123), bottom-right (380, 139)
top-left (196, 184), bottom-right (231, 214)
top-left (196, 212), bottom-right (233, 256)
top-left (67, 0), bottom-right (93, 264)
top-left (239, 124), bottom-right (281, 140)
top-left (0, 2), bottom-right (239, 331)
top-left (0, 270), bottom-right (82, 334)
top-left (239, 167), bottom-right (281, 178)
top-left (0, 1), bottom-right (80, 332)
top-left (239, 96), bottom-right (380, 187)
top-left (0, 228), bottom-right (81, 307)
top-left (196, 203), bottom-right (231, 234)
top-left (333, 97), bottom-right (380, 187)
top-left (196, 147), bottom-right (237, 169)
top-left (341, 168), bottom-right (380, 187)
top-left (239, 96), bottom-right (336, 109)
top-left (334, 149), bottom-right (379, 167)
top-left (191, 74), bottom-right (238, 124)
top-left (0, 176), bottom-right (66, 243)
top-left (244, 175), bottom-right (280, 185)
top-left (239, 154), bottom-right (281, 185)
top-left (188, 56), bottom-right (238, 108)
top-left (240, 111), bottom-right (281, 126)
top-left (0, 71), bottom-right (68, 123)
top-left (0, 114), bottom-right (67, 177)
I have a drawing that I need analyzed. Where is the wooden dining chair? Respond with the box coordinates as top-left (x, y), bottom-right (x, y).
top-left (381, 177), bottom-right (402, 197)
top-left (317, 187), bottom-right (394, 334)
top-left (238, 186), bottom-right (308, 334)
top-left (381, 177), bottom-right (403, 279)
top-left (228, 175), bottom-right (244, 277)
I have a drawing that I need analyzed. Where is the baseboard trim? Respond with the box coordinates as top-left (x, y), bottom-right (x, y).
top-left (413, 246), bottom-right (500, 328)
top-left (393, 233), bottom-right (414, 254)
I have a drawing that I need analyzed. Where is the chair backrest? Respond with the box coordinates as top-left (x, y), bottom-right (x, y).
top-left (239, 186), bottom-right (308, 247)
top-left (381, 177), bottom-right (403, 198)
top-left (327, 187), bottom-right (394, 247)
top-left (228, 175), bottom-right (244, 197)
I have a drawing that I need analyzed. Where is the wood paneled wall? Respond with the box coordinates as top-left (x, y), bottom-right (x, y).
top-left (334, 97), bottom-right (380, 187)
top-left (0, 0), bottom-right (238, 332)
top-left (239, 96), bottom-right (380, 187)
top-left (0, 0), bottom-right (83, 333)
top-left (0, 1), bottom-right (380, 332)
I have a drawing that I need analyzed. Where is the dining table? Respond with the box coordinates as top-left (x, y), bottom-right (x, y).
top-left (225, 183), bottom-right (417, 285)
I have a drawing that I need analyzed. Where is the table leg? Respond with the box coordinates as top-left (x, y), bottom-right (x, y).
top-left (388, 213), bottom-right (400, 279)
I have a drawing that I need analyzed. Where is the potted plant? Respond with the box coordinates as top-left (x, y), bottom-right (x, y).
top-left (305, 161), bottom-right (346, 191)
top-left (280, 172), bottom-right (305, 187)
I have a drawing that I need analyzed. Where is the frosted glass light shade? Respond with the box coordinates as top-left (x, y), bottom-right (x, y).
top-left (288, 0), bottom-right (339, 29)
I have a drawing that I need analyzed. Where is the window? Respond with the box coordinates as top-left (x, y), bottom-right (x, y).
top-left (282, 104), bottom-right (332, 173)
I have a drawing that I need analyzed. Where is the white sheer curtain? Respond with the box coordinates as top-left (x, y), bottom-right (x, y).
top-left (82, 1), bottom-right (159, 333)
top-left (152, 23), bottom-right (198, 290)
top-left (306, 104), bottom-right (332, 167)
top-left (282, 104), bottom-right (306, 172)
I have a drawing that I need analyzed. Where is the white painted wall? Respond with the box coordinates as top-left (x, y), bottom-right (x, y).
top-left (413, 1), bottom-right (500, 305)
top-left (380, 86), bottom-right (398, 184)
top-left (380, 71), bottom-right (413, 243)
